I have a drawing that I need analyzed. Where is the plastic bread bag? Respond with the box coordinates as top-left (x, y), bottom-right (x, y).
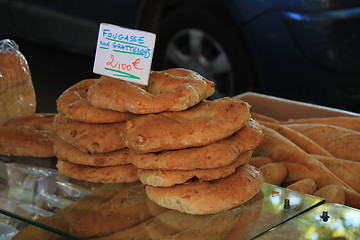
top-left (0, 197), bottom-right (53, 231)
top-left (0, 221), bottom-right (19, 240)
top-left (55, 174), bottom-right (102, 201)
top-left (0, 39), bottom-right (36, 125)
top-left (0, 198), bottom-right (28, 231)
top-left (4, 163), bottom-right (58, 204)
top-left (3, 162), bottom-right (97, 210)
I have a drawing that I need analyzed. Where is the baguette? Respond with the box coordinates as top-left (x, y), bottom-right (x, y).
top-left (287, 178), bottom-right (317, 195)
top-left (314, 185), bottom-right (345, 205)
top-left (254, 126), bottom-right (360, 209)
top-left (285, 123), bottom-right (360, 161)
top-left (339, 186), bottom-right (360, 209)
top-left (312, 154), bottom-right (360, 192)
top-left (282, 116), bottom-right (360, 132)
top-left (281, 162), bottom-right (312, 187)
top-left (259, 162), bottom-right (288, 186)
top-left (253, 126), bottom-right (346, 187)
top-left (251, 112), bottom-right (279, 123)
top-left (260, 121), bottom-right (334, 157)
top-left (248, 156), bottom-right (273, 168)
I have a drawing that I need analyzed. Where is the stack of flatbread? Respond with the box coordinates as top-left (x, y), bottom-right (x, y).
top-left (54, 79), bottom-right (138, 184)
top-left (55, 68), bottom-right (264, 215)
top-left (126, 98), bottom-right (264, 215)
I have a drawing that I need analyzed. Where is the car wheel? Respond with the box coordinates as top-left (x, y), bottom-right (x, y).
top-left (152, 5), bottom-right (257, 98)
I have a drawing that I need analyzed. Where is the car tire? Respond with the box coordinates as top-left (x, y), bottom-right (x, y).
top-left (152, 4), bottom-right (258, 98)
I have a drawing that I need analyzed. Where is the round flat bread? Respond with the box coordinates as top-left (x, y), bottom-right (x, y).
top-left (131, 118), bottom-right (263, 170)
top-left (54, 138), bottom-right (131, 167)
top-left (57, 79), bottom-right (134, 123)
top-left (123, 97), bottom-right (251, 153)
top-left (0, 113), bottom-right (56, 157)
top-left (54, 114), bottom-right (126, 154)
top-left (56, 159), bottom-right (138, 183)
top-left (2, 113), bottom-right (55, 131)
top-left (0, 127), bottom-right (55, 157)
top-left (146, 163), bottom-right (263, 215)
top-left (87, 68), bottom-right (215, 114)
top-left (138, 151), bottom-right (253, 187)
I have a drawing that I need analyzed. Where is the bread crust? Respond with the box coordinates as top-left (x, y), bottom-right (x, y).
top-left (146, 164), bottom-right (263, 215)
top-left (2, 113), bottom-right (55, 131)
top-left (123, 98), bottom-right (251, 153)
top-left (259, 162), bottom-right (288, 186)
top-left (87, 68), bottom-right (215, 114)
top-left (54, 138), bottom-right (131, 166)
top-left (314, 185), bottom-right (345, 205)
top-left (0, 50), bottom-right (36, 124)
top-left (138, 151), bottom-right (253, 187)
top-left (131, 118), bottom-right (263, 169)
top-left (248, 156), bottom-right (273, 168)
top-left (56, 159), bottom-right (138, 183)
top-left (0, 127), bottom-right (55, 157)
top-left (11, 183), bottom-right (167, 239)
top-left (286, 178), bottom-right (317, 195)
top-left (54, 114), bottom-right (126, 154)
top-left (312, 154), bottom-right (360, 192)
top-left (286, 123), bottom-right (360, 161)
top-left (97, 192), bottom-right (264, 240)
top-left (57, 79), bottom-right (134, 123)
top-left (260, 121), bottom-right (334, 157)
top-left (254, 126), bottom-right (360, 209)
top-left (282, 116), bottom-right (360, 132)
top-left (0, 113), bottom-right (56, 157)
top-left (254, 126), bottom-right (350, 188)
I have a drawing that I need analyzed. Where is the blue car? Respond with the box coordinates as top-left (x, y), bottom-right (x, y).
top-left (0, 0), bottom-right (359, 112)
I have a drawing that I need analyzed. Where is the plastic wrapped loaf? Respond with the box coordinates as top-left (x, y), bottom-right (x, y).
top-left (0, 39), bottom-right (36, 125)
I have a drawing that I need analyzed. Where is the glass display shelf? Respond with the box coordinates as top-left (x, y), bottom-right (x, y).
top-left (0, 158), bottom-right (325, 239)
top-left (257, 203), bottom-right (360, 240)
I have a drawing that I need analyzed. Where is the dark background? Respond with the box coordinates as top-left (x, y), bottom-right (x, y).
top-left (2, 0), bottom-right (360, 115)
top-left (15, 37), bottom-right (360, 114)
top-left (14, 38), bottom-right (98, 113)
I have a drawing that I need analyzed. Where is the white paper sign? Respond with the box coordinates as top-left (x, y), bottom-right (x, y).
top-left (93, 23), bottom-right (156, 85)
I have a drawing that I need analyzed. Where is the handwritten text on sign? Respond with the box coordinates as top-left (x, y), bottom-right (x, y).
top-left (93, 23), bottom-right (156, 85)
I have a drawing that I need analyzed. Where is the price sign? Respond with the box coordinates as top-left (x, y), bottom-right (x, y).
top-left (93, 23), bottom-right (156, 85)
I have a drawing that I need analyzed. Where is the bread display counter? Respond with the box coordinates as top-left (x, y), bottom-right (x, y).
top-left (1, 38), bottom-right (359, 239)
top-left (257, 203), bottom-right (360, 239)
top-left (0, 161), bottom-right (324, 239)
top-left (1, 92), bottom-right (359, 239)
